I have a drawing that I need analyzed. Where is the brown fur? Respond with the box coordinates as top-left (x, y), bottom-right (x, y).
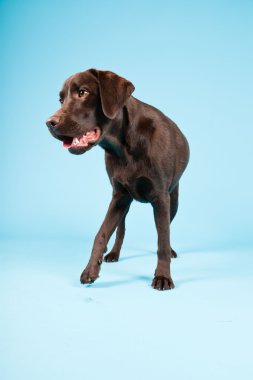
top-left (46, 69), bottom-right (190, 290)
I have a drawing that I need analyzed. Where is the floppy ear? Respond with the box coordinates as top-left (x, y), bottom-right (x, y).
top-left (89, 69), bottom-right (135, 119)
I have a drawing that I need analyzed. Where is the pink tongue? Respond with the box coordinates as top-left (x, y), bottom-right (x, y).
top-left (63, 139), bottom-right (73, 149)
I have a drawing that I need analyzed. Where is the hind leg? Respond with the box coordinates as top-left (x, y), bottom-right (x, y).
top-left (170, 184), bottom-right (179, 258)
top-left (104, 208), bottom-right (128, 262)
top-left (151, 193), bottom-right (174, 290)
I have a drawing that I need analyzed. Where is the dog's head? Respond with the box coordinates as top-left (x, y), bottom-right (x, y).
top-left (46, 69), bottom-right (135, 155)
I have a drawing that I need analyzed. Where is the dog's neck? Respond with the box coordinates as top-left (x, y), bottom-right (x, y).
top-left (99, 105), bottom-right (131, 159)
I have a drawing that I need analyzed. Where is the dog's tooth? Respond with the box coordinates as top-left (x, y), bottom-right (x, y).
top-left (74, 137), bottom-right (79, 145)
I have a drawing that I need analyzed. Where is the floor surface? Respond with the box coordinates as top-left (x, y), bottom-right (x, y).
top-left (1, 239), bottom-right (252, 380)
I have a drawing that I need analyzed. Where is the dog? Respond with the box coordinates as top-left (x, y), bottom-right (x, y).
top-left (46, 69), bottom-right (190, 290)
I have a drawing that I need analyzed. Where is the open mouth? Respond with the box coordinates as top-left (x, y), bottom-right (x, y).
top-left (58, 128), bottom-right (101, 150)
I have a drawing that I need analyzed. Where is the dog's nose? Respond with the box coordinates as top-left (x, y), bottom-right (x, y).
top-left (46, 116), bottom-right (60, 129)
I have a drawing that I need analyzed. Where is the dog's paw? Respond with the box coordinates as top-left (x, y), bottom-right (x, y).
top-left (171, 248), bottom-right (177, 258)
top-left (80, 261), bottom-right (102, 284)
top-left (151, 275), bottom-right (175, 291)
top-left (104, 251), bottom-right (119, 262)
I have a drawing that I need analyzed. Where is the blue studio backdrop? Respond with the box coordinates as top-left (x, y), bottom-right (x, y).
top-left (1, 0), bottom-right (253, 249)
top-left (1, 1), bottom-right (253, 380)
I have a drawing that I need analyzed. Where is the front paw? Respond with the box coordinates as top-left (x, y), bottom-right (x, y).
top-left (80, 261), bottom-right (102, 284)
top-left (152, 275), bottom-right (175, 291)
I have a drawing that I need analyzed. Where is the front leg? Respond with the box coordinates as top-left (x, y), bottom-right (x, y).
top-left (80, 193), bottom-right (133, 284)
top-left (151, 194), bottom-right (175, 291)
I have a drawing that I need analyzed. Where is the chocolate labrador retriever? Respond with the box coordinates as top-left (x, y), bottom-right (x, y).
top-left (46, 69), bottom-right (189, 290)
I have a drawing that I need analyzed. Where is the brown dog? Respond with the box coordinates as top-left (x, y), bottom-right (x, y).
top-left (46, 69), bottom-right (189, 290)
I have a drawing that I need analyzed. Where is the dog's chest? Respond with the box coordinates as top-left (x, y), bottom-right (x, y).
top-left (110, 163), bottom-right (157, 203)
top-left (114, 176), bottom-right (155, 202)
top-left (105, 154), bottom-right (160, 203)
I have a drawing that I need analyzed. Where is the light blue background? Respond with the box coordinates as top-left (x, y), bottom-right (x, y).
top-left (1, 1), bottom-right (253, 379)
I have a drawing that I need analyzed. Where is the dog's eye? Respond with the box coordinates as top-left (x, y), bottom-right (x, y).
top-left (78, 89), bottom-right (89, 97)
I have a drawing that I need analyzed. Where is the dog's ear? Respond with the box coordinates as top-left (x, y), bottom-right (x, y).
top-left (89, 69), bottom-right (135, 119)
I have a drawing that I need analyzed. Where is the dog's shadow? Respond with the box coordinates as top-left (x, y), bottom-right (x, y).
top-left (91, 251), bottom-right (153, 288)
top-left (90, 274), bottom-right (152, 288)
top-left (73, 249), bottom-right (203, 289)
top-left (90, 275), bottom-right (209, 289)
